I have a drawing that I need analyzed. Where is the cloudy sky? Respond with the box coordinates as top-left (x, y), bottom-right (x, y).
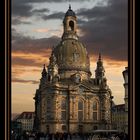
top-left (12, 0), bottom-right (128, 114)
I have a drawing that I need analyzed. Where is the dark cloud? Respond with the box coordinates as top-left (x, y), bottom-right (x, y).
top-left (42, 12), bottom-right (64, 20)
top-left (12, 77), bottom-right (39, 84)
top-left (12, 57), bottom-right (41, 67)
top-left (12, 32), bottom-right (59, 67)
top-left (32, 8), bottom-right (50, 13)
top-left (12, 0), bottom-right (91, 17)
top-left (12, 18), bottom-right (32, 25)
top-left (77, 0), bottom-right (128, 61)
top-left (12, 32), bottom-right (60, 54)
top-left (12, 0), bottom-right (46, 17)
top-left (12, 0), bottom-right (128, 62)
top-left (13, 0), bottom-right (91, 4)
top-left (12, 1), bottom-right (33, 17)
top-left (45, 0), bottom-right (90, 1)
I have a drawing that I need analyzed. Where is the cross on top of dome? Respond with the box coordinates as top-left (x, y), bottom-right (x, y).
top-left (69, 4), bottom-right (71, 10)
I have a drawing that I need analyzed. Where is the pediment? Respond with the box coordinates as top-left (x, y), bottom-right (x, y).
top-left (79, 84), bottom-right (93, 92)
top-left (71, 83), bottom-right (93, 92)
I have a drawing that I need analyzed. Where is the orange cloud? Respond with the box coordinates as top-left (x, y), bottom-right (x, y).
top-left (49, 29), bottom-right (63, 37)
top-left (12, 49), bottom-right (51, 67)
top-left (77, 28), bottom-right (85, 37)
top-left (33, 28), bottom-right (49, 33)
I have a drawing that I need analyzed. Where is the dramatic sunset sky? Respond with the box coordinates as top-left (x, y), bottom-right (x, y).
top-left (12, 0), bottom-right (128, 114)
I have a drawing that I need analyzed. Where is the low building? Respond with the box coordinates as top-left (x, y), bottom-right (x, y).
top-left (11, 121), bottom-right (22, 135)
top-left (112, 104), bottom-right (127, 133)
top-left (15, 112), bottom-right (35, 132)
top-left (112, 67), bottom-right (128, 134)
top-left (122, 67), bottom-right (128, 133)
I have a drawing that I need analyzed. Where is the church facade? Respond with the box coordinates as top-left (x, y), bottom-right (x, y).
top-left (33, 6), bottom-right (113, 133)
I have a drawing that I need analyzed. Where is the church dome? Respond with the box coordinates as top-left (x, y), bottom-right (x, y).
top-left (53, 39), bottom-right (90, 73)
top-left (65, 5), bottom-right (76, 17)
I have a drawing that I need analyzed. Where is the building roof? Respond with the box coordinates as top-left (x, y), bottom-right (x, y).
top-left (16, 112), bottom-right (35, 120)
top-left (112, 104), bottom-right (125, 112)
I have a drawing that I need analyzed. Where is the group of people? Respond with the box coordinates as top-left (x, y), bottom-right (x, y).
top-left (93, 132), bottom-right (128, 140)
top-left (11, 132), bottom-right (73, 140)
top-left (11, 131), bottom-right (128, 140)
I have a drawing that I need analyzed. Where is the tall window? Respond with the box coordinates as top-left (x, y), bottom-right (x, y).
top-left (93, 101), bottom-right (98, 121)
top-left (46, 98), bottom-right (52, 120)
top-left (61, 99), bottom-right (66, 120)
top-left (93, 102), bottom-right (97, 110)
top-left (93, 112), bottom-right (97, 120)
top-left (78, 99), bottom-right (83, 121)
top-left (75, 75), bottom-right (81, 83)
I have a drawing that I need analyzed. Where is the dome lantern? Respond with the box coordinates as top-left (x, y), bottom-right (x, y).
top-left (62, 5), bottom-right (78, 40)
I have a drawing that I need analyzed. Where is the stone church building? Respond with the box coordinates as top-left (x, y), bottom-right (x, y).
top-left (33, 6), bottom-right (113, 133)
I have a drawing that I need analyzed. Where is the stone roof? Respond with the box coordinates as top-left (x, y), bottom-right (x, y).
top-left (112, 104), bottom-right (125, 112)
top-left (16, 112), bottom-right (35, 120)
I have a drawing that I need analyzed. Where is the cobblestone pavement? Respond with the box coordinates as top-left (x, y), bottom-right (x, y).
top-left (28, 136), bottom-right (95, 140)
top-left (28, 136), bottom-right (113, 140)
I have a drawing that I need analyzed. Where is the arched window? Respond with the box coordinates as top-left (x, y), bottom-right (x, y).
top-left (78, 99), bottom-right (83, 120)
top-left (93, 101), bottom-right (98, 121)
top-left (47, 98), bottom-right (51, 110)
top-left (61, 99), bottom-right (66, 110)
top-left (75, 75), bottom-right (81, 83)
top-left (69, 20), bottom-right (74, 31)
top-left (61, 99), bottom-right (66, 120)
